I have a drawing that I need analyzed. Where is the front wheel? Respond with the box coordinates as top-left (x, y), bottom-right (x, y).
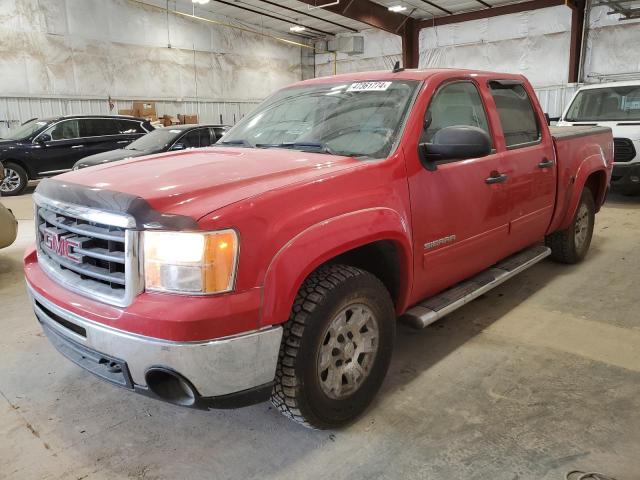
top-left (1, 163), bottom-right (28, 196)
top-left (545, 187), bottom-right (595, 264)
top-left (271, 264), bottom-right (395, 429)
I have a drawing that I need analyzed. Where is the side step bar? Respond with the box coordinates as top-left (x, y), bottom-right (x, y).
top-left (403, 245), bottom-right (551, 329)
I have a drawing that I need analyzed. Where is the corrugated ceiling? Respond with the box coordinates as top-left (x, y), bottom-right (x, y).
top-left (163, 0), bottom-right (541, 38)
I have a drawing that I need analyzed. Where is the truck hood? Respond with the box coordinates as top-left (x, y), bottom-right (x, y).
top-left (54, 147), bottom-right (362, 222)
top-left (74, 148), bottom-right (156, 169)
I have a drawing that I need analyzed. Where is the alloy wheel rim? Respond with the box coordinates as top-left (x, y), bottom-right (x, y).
top-left (1, 168), bottom-right (21, 193)
top-left (574, 203), bottom-right (590, 250)
top-left (317, 303), bottom-right (379, 400)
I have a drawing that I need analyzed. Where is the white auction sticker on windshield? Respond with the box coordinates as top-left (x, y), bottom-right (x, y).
top-left (347, 81), bottom-right (392, 92)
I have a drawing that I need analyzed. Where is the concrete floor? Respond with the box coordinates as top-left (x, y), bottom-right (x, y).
top-left (1, 189), bottom-right (639, 480)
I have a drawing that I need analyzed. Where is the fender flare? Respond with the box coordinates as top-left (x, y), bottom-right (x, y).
top-left (260, 208), bottom-right (413, 327)
top-left (557, 152), bottom-right (609, 231)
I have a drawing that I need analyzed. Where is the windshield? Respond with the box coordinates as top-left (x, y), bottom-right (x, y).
top-left (220, 80), bottom-right (420, 158)
top-left (5, 119), bottom-right (49, 140)
top-left (126, 128), bottom-right (181, 151)
top-left (565, 85), bottom-right (640, 121)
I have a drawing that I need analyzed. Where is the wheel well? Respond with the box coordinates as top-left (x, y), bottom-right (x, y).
top-left (326, 240), bottom-right (403, 308)
top-left (584, 170), bottom-right (606, 211)
top-left (2, 159), bottom-right (33, 179)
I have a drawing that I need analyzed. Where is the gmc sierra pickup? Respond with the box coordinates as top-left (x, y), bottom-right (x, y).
top-left (25, 69), bottom-right (613, 429)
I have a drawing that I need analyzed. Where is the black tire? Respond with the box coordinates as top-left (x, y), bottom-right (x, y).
top-left (1, 162), bottom-right (28, 196)
top-left (271, 264), bottom-right (395, 429)
top-left (545, 187), bottom-right (595, 264)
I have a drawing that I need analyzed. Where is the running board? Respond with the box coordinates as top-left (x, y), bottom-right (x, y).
top-left (403, 245), bottom-right (551, 329)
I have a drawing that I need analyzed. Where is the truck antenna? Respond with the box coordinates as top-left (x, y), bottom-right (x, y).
top-left (392, 61), bottom-right (404, 73)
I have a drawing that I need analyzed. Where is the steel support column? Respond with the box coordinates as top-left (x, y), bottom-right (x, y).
top-left (568, 0), bottom-right (586, 83)
top-left (402, 18), bottom-right (420, 69)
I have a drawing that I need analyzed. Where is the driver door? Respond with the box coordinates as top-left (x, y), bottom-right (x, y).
top-left (31, 119), bottom-right (86, 176)
top-left (407, 79), bottom-right (512, 301)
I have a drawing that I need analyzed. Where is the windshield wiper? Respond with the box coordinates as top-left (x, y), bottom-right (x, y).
top-left (255, 141), bottom-right (338, 155)
top-left (217, 139), bottom-right (253, 148)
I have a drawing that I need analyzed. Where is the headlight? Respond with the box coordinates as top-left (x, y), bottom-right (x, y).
top-left (144, 229), bottom-right (238, 294)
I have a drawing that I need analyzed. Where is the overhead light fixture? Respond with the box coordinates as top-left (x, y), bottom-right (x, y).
top-left (192, 0), bottom-right (210, 4)
top-left (290, 25), bottom-right (306, 32)
top-left (388, 5), bottom-right (407, 12)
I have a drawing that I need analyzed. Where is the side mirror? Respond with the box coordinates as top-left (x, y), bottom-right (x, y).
top-left (170, 143), bottom-right (186, 151)
top-left (37, 133), bottom-right (52, 144)
top-left (419, 125), bottom-right (492, 171)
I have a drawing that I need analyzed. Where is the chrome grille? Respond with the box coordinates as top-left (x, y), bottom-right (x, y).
top-left (34, 193), bottom-right (142, 307)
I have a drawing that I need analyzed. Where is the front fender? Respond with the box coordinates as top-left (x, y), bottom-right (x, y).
top-left (260, 208), bottom-right (413, 327)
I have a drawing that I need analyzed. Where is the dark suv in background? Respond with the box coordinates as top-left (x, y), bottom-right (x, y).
top-left (0, 115), bottom-right (153, 195)
top-left (74, 124), bottom-right (228, 170)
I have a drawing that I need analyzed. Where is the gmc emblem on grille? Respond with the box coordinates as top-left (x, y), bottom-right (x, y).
top-left (43, 229), bottom-right (82, 264)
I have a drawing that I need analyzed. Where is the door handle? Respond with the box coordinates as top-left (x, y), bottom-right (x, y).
top-left (71, 145), bottom-right (84, 149)
top-left (538, 158), bottom-right (554, 169)
top-left (485, 172), bottom-right (508, 184)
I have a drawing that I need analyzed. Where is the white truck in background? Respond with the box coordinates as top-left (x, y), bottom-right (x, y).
top-left (558, 81), bottom-right (640, 195)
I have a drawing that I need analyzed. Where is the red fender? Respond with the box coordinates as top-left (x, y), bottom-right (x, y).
top-left (260, 208), bottom-right (413, 327)
top-left (549, 145), bottom-right (610, 233)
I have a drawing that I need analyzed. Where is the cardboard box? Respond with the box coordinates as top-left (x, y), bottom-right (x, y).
top-left (178, 114), bottom-right (198, 125)
top-left (118, 109), bottom-right (133, 116)
top-left (132, 101), bottom-right (157, 119)
top-left (161, 115), bottom-right (179, 127)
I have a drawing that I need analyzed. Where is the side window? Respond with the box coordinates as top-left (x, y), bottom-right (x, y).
top-left (488, 81), bottom-right (541, 148)
top-left (46, 120), bottom-right (80, 140)
top-left (180, 130), bottom-right (201, 148)
top-left (200, 129), bottom-right (213, 147)
top-left (213, 127), bottom-right (227, 141)
top-left (425, 82), bottom-right (491, 144)
top-left (81, 119), bottom-right (120, 137)
top-left (116, 120), bottom-right (146, 134)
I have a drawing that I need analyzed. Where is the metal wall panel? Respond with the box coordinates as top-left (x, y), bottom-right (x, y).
top-left (533, 85), bottom-right (579, 118)
top-left (0, 97), bottom-right (260, 137)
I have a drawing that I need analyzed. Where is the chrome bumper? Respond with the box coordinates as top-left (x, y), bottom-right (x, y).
top-left (28, 284), bottom-right (283, 399)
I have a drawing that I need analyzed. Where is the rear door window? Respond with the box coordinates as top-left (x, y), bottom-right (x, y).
top-left (489, 81), bottom-right (541, 149)
top-left (179, 130), bottom-right (201, 148)
top-left (116, 119), bottom-right (146, 134)
top-left (81, 119), bottom-right (120, 137)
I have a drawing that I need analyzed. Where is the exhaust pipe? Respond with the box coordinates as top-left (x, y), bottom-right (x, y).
top-left (145, 367), bottom-right (198, 407)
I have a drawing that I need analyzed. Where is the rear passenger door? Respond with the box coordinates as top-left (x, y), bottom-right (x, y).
top-left (487, 80), bottom-right (557, 248)
top-left (78, 119), bottom-right (126, 158)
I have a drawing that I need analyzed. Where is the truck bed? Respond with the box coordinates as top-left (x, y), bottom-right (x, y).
top-left (550, 125), bottom-right (612, 141)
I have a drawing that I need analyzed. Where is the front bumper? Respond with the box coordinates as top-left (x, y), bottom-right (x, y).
top-left (28, 283), bottom-right (283, 409)
top-left (611, 163), bottom-right (640, 193)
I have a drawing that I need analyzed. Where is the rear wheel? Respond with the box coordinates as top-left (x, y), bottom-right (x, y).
top-left (271, 264), bottom-right (395, 429)
top-left (545, 187), bottom-right (595, 264)
top-left (1, 162), bottom-right (28, 196)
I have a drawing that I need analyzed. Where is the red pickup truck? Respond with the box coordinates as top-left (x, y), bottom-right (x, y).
top-left (25, 69), bottom-right (613, 429)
